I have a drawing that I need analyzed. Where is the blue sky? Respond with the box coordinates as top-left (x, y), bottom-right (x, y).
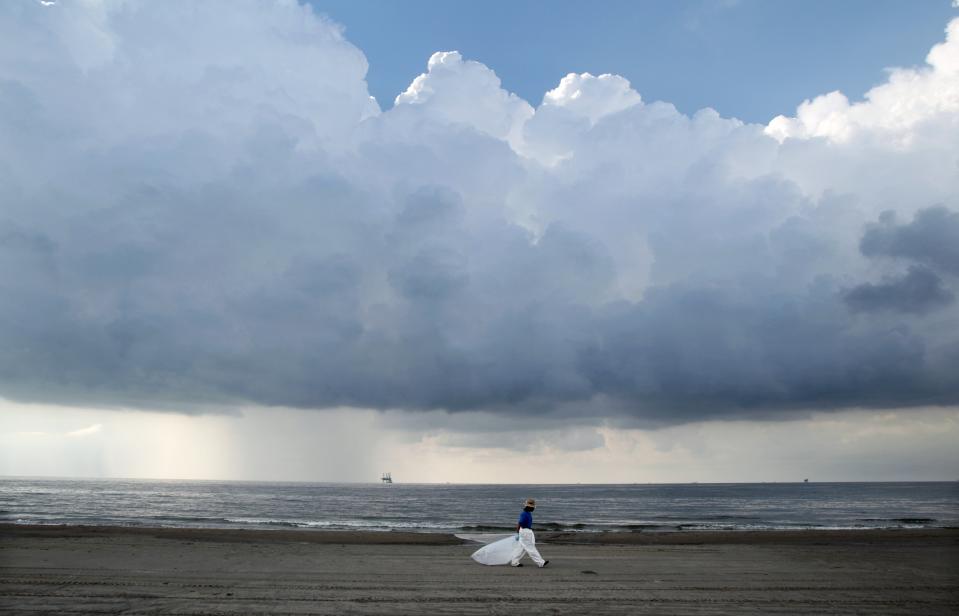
top-left (312, 0), bottom-right (957, 122)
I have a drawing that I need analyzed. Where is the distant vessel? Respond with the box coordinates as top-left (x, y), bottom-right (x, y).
top-left (804, 478), bottom-right (809, 483)
top-left (381, 472), bottom-right (393, 484)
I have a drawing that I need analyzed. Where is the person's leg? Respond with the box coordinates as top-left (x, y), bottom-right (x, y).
top-left (518, 529), bottom-right (545, 567)
top-left (509, 533), bottom-right (525, 566)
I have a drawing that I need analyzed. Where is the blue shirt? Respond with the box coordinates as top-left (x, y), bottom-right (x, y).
top-left (518, 509), bottom-right (533, 529)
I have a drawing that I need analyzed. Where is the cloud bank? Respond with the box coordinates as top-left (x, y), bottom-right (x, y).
top-left (1, 1), bottom-right (958, 424)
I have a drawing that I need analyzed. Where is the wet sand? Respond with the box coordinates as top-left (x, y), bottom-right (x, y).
top-left (1, 524), bottom-right (957, 614)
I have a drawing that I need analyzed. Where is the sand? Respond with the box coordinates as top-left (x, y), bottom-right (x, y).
top-left (1, 524), bottom-right (957, 615)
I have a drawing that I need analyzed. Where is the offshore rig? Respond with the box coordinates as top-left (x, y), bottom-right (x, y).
top-left (381, 472), bottom-right (393, 484)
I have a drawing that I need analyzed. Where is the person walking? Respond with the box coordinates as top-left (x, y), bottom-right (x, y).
top-left (511, 498), bottom-right (549, 568)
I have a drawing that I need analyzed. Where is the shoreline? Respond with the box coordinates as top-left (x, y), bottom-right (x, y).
top-left (2, 522), bottom-right (956, 545)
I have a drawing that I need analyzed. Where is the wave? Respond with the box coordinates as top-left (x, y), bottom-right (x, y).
top-left (147, 515), bottom-right (234, 524)
top-left (226, 518), bottom-right (303, 528)
top-left (857, 517), bottom-right (937, 524)
top-left (537, 522), bottom-right (589, 530)
top-left (461, 522), bottom-right (668, 533)
top-left (3, 509), bottom-right (950, 533)
top-left (5, 516), bottom-right (946, 532)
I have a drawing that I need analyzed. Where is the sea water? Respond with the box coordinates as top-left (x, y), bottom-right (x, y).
top-left (1, 478), bottom-right (956, 532)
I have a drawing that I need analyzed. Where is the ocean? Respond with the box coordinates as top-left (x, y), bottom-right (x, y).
top-left (1, 478), bottom-right (956, 533)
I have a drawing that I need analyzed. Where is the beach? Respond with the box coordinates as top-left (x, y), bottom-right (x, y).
top-left (2, 525), bottom-right (956, 615)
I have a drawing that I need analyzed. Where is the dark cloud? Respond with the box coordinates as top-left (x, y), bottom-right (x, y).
top-left (860, 207), bottom-right (959, 275)
top-left (579, 279), bottom-right (955, 422)
top-left (1, 2), bottom-right (959, 425)
top-left (844, 265), bottom-right (954, 314)
top-left (3, 190), bottom-right (958, 420)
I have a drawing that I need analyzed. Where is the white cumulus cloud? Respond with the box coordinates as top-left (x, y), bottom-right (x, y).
top-left (542, 72), bottom-right (643, 124)
top-left (766, 19), bottom-right (959, 144)
top-left (394, 50), bottom-right (533, 150)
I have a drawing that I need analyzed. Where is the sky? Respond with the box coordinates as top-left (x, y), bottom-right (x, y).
top-left (313, 0), bottom-right (958, 122)
top-left (1, 0), bottom-right (958, 483)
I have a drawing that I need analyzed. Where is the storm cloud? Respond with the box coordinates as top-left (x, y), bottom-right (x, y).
top-left (860, 207), bottom-right (959, 275)
top-left (1, 1), bottom-right (958, 423)
top-left (844, 266), bottom-right (954, 314)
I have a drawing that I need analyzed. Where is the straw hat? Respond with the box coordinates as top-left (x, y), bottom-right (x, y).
top-left (524, 498), bottom-right (536, 507)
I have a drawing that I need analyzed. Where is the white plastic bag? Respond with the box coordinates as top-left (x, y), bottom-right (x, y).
top-left (470, 534), bottom-right (520, 566)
